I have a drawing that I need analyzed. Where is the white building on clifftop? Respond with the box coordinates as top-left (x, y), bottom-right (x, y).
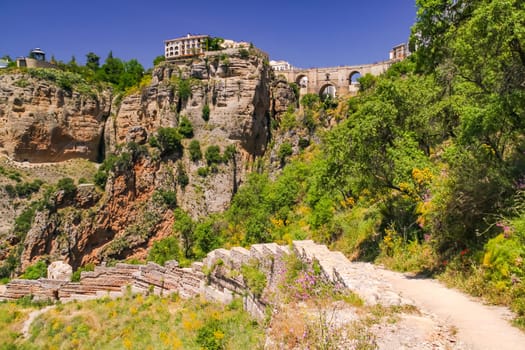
top-left (165, 34), bottom-right (209, 59)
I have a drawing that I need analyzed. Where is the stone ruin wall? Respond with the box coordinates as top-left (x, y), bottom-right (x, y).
top-left (0, 241), bottom-right (292, 319)
top-left (0, 240), bottom-right (413, 319)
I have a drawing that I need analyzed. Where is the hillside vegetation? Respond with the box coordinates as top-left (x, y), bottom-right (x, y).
top-left (149, 0), bottom-right (525, 327)
top-left (1, 0), bottom-right (525, 334)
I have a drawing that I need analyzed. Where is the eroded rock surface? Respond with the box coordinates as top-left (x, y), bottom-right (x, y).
top-left (0, 74), bottom-right (111, 162)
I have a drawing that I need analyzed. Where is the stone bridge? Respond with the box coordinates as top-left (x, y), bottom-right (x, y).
top-left (276, 60), bottom-right (395, 97)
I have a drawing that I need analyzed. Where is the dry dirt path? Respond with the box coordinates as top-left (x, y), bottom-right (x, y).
top-left (377, 268), bottom-right (525, 350)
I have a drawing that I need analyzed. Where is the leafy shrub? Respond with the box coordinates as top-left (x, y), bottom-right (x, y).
top-left (302, 110), bottom-right (316, 132)
top-left (5, 179), bottom-right (43, 198)
top-left (196, 319), bottom-right (226, 350)
top-left (300, 93), bottom-right (320, 109)
top-left (57, 177), bottom-right (76, 197)
top-left (280, 108), bottom-right (298, 131)
top-left (8, 172), bottom-right (21, 182)
top-left (153, 55), bottom-right (165, 66)
top-left (71, 263), bottom-right (95, 282)
top-left (148, 236), bottom-right (181, 266)
top-left (188, 140), bottom-right (203, 162)
top-left (157, 127), bottom-right (183, 156)
top-left (223, 144), bottom-right (236, 163)
top-left (14, 180), bottom-right (43, 198)
top-left (20, 260), bottom-right (47, 280)
top-left (176, 163), bottom-right (189, 188)
top-left (176, 78), bottom-right (192, 101)
top-left (239, 48), bottom-right (250, 59)
top-left (278, 142), bottom-right (293, 163)
top-left (178, 116), bottom-right (194, 138)
top-left (153, 189), bottom-right (177, 208)
top-left (93, 154), bottom-right (119, 188)
top-left (14, 203), bottom-right (38, 238)
top-left (193, 220), bottom-right (223, 258)
top-left (205, 145), bottom-right (222, 166)
top-left (148, 135), bottom-right (159, 148)
top-left (202, 104), bottom-right (210, 122)
top-left (298, 138), bottom-right (310, 150)
top-left (197, 167), bottom-right (209, 177)
top-left (241, 262), bottom-right (267, 298)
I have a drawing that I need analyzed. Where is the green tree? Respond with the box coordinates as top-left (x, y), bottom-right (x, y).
top-left (57, 177), bottom-right (77, 197)
top-left (176, 162), bottom-right (189, 188)
top-left (153, 55), bottom-right (165, 66)
top-left (85, 52), bottom-right (100, 71)
top-left (178, 116), bottom-right (194, 138)
top-left (173, 208), bottom-right (195, 258)
top-left (119, 59), bottom-right (144, 90)
top-left (300, 93), bottom-right (320, 109)
top-left (157, 127), bottom-right (183, 156)
top-left (205, 37), bottom-right (225, 51)
top-left (193, 219), bottom-right (222, 257)
top-left (97, 51), bottom-right (125, 85)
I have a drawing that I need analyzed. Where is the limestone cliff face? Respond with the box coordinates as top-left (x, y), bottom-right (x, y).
top-left (0, 74), bottom-right (111, 162)
top-left (107, 49), bottom-right (274, 217)
top-left (110, 49), bottom-right (271, 155)
top-left (1, 48), bottom-right (297, 271)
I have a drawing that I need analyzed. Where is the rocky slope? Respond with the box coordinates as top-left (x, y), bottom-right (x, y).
top-left (0, 47), bottom-right (297, 272)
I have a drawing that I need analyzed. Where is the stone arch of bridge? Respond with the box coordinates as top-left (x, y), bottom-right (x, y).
top-left (295, 74), bottom-right (308, 88)
top-left (349, 71), bottom-right (362, 85)
top-left (319, 83), bottom-right (336, 99)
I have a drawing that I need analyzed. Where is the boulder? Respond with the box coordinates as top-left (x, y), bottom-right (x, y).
top-left (47, 261), bottom-right (73, 281)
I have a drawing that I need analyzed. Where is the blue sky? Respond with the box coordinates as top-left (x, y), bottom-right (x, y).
top-left (2, 1), bottom-right (417, 69)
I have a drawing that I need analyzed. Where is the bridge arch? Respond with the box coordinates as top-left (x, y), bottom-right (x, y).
top-left (295, 74), bottom-right (308, 88)
top-left (319, 83), bottom-right (336, 99)
top-left (349, 71), bottom-right (362, 85)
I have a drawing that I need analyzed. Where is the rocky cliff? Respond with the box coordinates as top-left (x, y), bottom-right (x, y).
top-left (0, 73), bottom-right (111, 162)
top-left (0, 47), bottom-right (297, 273)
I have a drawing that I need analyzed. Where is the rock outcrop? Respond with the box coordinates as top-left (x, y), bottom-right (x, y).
top-left (0, 74), bottom-right (111, 162)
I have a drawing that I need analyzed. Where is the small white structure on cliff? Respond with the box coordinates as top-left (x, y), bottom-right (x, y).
top-left (16, 48), bottom-right (55, 69)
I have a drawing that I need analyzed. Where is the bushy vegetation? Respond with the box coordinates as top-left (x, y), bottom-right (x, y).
top-left (156, 127), bottom-right (183, 157)
top-left (71, 263), bottom-right (95, 282)
top-left (0, 293), bottom-right (264, 349)
top-left (21, 50), bottom-right (145, 94)
top-left (178, 116), bottom-right (194, 138)
top-left (188, 140), bottom-right (203, 162)
top-left (202, 104), bottom-right (211, 122)
top-left (20, 260), bottom-right (48, 280)
top-left (4, 179), bottom-right (43, 198)
top-left (148, 236), bottom-right (181, 266)
top-left (205, 145), bottom-right (222, 166)
top-left (57, 177), bottom-right (76, 197)
top-left (144, 0), bottom-right (525, 328)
